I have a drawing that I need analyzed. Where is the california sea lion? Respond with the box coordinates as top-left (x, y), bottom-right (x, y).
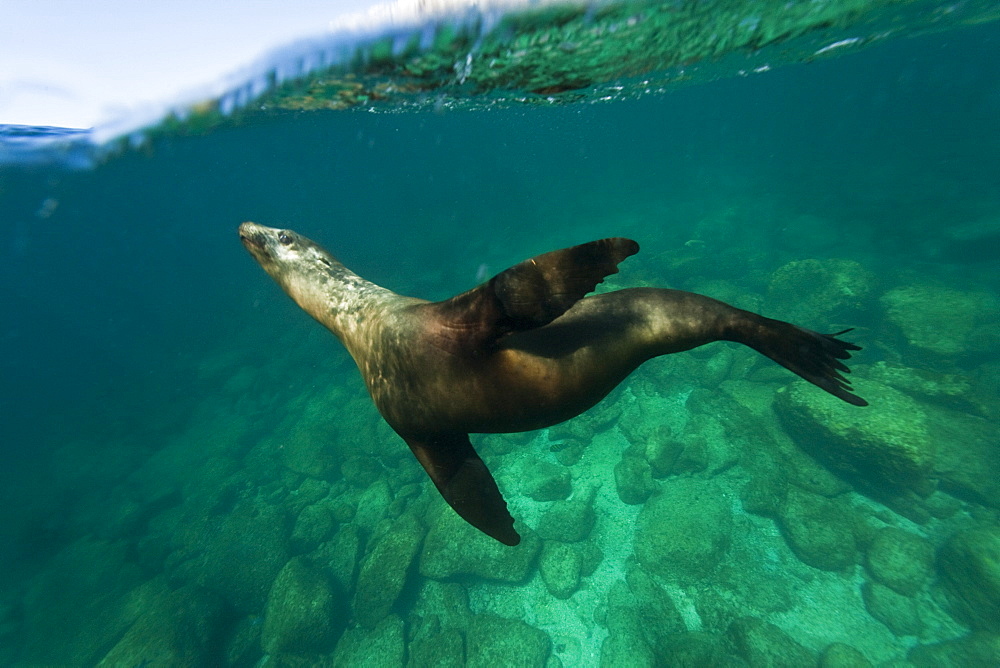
top-left (239, 222), bottom-right (866, 546)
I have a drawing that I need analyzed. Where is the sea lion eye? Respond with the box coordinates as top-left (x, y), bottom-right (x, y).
top-left (278, 232), bottom-right (293, 245)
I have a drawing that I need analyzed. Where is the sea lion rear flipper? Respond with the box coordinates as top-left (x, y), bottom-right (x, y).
top-left (428, 238), bottom-right (639, 354)
top-left (403, 433), bottom-right (521, 546)
top-left (735, 318), bottom-right (868, 406)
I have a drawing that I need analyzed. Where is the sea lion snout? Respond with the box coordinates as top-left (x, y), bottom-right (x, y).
top-left (239, 221), bottom-right (269, 252)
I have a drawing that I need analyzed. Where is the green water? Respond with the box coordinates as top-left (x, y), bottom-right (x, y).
top-left (0, 15), bottom-right (998, 668)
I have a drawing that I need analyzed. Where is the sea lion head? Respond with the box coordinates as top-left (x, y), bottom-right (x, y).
top-left (239, 221), bottom-right (342, 311)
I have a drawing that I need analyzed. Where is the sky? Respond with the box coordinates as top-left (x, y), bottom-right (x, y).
top-left (0, 0), bottom-right (380, 128)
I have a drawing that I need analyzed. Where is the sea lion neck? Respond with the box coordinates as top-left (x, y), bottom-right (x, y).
top-left (238, 221), bottom-right (401, 343)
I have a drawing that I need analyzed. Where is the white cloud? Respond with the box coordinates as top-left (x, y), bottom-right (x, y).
top-left (0, 0), bottom-right (378, 128)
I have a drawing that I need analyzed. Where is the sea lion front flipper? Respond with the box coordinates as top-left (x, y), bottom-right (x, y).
top-left (403, 433), bottom-right (521, 546)
top-left (429, 237), bottom-right (640, 354)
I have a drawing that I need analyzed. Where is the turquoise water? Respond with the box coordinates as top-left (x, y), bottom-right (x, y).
top-left (1, 10), bottom-right (999, 667)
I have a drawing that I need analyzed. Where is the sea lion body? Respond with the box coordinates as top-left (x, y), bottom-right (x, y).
top-left (370, 289), bottom-right (725, 435)
top-left (240, 222), bottom-right (866, 545)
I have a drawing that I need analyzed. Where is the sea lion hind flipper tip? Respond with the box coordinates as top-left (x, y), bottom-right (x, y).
top-left (404, 433), bottom-right (520, 546)
top-left (740, 319), bottom-right (868, 406)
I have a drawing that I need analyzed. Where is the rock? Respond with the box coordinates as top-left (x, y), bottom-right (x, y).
top-left (865, 527), bottom-right (933, 596)
top-left (579, 541), bottom-right (604, 577)
top-left (540, 541), bottom-right (582, 599)
top-left (466, 614), bottom-right (551, 667)
top-left (406, 581), bottom-right (470, 666)
top-left (286, 477), bottom-right (331, 515)
top-left (331, 614), bottom-right (405, 667)
top-left (18, 537), bottom-right (145, 665)
top-left (419, 506), bottom-right (540, 582)
top-left (99, 582), bottom-right (225, 666)
top-left (672, 435), bottom-right (710, 474)
top-left (784, 451), bottom-right (852, 498)
top-left (261, 557), bottom-right (342, 655)
top-left (929, 407), bottom-right (1000, 508)
top-left (316, 524), bottom-right (361, 595)
top-left (410, 580), bottom-right (472, 635)
top-left (606, 567), bottom-right (687, 656)
top-left (819, 642), bottom-right (873, 668)
top-left (408, 628), bottom-right (464, 667)
top-left (353, 513), bottom-right (425, 628)
top-left (740, 474), bottom-right (787, 517)
top-left (881, 284), bottom-right (998, 355)
top-left (342, 456), bottom-right (383, 488)
top-left (767, 258), bottom-right (874, 324)
top-left (278, 389), bottom-right (346, 477)
top-left (938, 526), bottom-right (1000, 632)
top-left (726, 616), bottom-right (815, 667)
top-left (223, 615), bottom-right (265, 667)
top-left (290, 501), bottom-right (336, 553)
top-left (862, 581), bottom-right (922, 637)
top-left (634, 477), bottom-right (732, 580)
top-left (660, 631), bottom-right (748, 667)
top-left (776, 487), bottom-right (857, 572)
top-left (643, 426), bottom-right (683, 478)
top-left (908, 632), bottom-right (1000, 667)
top-left (923, 491), bottom-right (962, 520)
top-left (614, 454), bottom-right (655, 505)
top-left (535, 489), bottom-right (597, 543)
top-left (600, 625), bottom-right (655, 667)
top-left (867, 361), bottom-right (972, 402)
top-left (520, 459), bottom-right (572, 501)
top-left (179, 499), bottom-right (290, 614)
top-left (552, 438), bottom-right (589, 466)
top-left (775, 378), bottom-right (936, 493)
top-left (354, 478), bottom-right (392, 535)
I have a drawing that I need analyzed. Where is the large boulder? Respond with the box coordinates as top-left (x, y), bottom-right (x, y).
top-left (615, 453), bottom-right (655, 505)
top-left (261, 556), bottom-right (342, 656)
top-left (938, 526), bottom-right (1000, 632)
top-left (331, 614), bottom-right (405, 666)
top-left (726, 617), bottom-right (815, 667)
top-left (419, 506), bottom-right (540, 582)
top-left (927, 407), bottom-right (1000, 508)
top-left (466, 614), bottom-right (551, 668)
top-left (407, 580), bottom-right (472, 667)
top-left (862, 581), bottom-right (923, 637)
top-left (535, 489), bottom-right (597, 543)
top-left (819, 642), bottom-right (873, 667)
top-left (353, 513), bottom-right (425, 628)
top-left (162, 497), bottom-right (290, 614)
top-left (539, 540), bottom-right (582, 599)
top-left (600, 567), bottom-right (686, 662)
top-left (634, 477), bottom-right (732, 580)
top-left (518, 459), bottom-right (572, 501)
top-left (775, 487), bottom-right (857, 572)
top-left (18, 537), bottom-right (144, 665)
top-left (767, 258), bottom-right (875, 324)
top-left (865, 527), bottom-right (933, 596)
top-left (908, 632), bottom-right (1000, 667)
top-left (290, 500), bottom-right (336, 553)
top-left (881, 285), bottom-right (998, 356)
top-left (99, 581), bottom-right (225, 666)
top-left (775, 378), bottom-right (936, 493)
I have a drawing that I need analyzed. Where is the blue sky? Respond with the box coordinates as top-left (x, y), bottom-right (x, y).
top-left (0, 0), bottom-right (378, 128)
